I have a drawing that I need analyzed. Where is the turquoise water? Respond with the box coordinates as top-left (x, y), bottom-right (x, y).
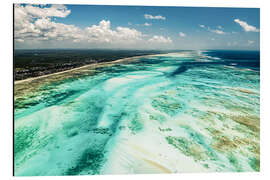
top-left (14, 50), bottom-right (260, 175)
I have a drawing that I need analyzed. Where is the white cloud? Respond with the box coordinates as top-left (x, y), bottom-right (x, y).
top-left (179, 32), bottom-right (186, 37)
top-left (14, 4), bottom-right (78, 42)
top-left (14, 4), bottom-right (173, 49)
top-left (115, 27), bottom-right (143, 43)
top-left (210, 29), bottom-right (225, 35)
top-left (83, 20), bottom-right (144, 44)
top-left (144, 14), bottom-right (166, 20)
top-left (15, 39), bottom-right (24, 43)
top-left (248, 40), bottom-right (254, 45)
top-left (20, 4), bottom-right (70, 19)
top-left (144, 22), bottom-right (151, 26)
top-left (148, 35), bottom-right (172, 43)
top-left (199, 24), bottom-right (225, 35)
top-left (234, 19), bottom-right (259, 32)
top-left (199, 24), bottom-right (205, 28)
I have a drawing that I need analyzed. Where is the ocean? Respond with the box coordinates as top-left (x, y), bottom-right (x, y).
top-left (14, 50), bottom-right (260, 175)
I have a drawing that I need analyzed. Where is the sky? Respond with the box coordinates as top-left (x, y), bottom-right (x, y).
top-left (14, 4), bottom-right (260, 50)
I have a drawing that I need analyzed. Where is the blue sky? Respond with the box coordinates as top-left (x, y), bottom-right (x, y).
top-left (14, 4), bottom-right (260, 50)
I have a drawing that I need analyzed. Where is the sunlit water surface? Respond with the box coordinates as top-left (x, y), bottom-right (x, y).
top-left (14, 50), bottom-right (260, 175)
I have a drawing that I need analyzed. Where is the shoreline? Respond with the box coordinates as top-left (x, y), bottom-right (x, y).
top-left (14, 53), bottom-right (170, 85)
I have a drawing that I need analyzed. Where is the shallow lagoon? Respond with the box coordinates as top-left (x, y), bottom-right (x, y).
top-left (14, 50), bottom-right (260, 175)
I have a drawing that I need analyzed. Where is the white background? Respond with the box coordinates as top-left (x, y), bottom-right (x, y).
top-left (1, 0), bottom-right (269, 179)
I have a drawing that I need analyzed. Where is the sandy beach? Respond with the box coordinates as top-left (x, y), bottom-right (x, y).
top-left (14, 53), bottom-right (171, 85)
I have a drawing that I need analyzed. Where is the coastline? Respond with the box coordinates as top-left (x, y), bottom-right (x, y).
top-left (14, 53), bottom-right (170, 85)
top-left (14, 50), bottom-right (260, 174)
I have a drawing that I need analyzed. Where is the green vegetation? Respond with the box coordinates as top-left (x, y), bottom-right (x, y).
top-left (14, 49), bottom-right (168, 80)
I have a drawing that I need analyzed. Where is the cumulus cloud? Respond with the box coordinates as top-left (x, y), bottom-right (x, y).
top-left (14, 4), bottom-right (79, 42)
top-left (24, 4), bottom-right (70, 18)
top-left (148, 35), bottom-right (172, 43)
top-left (199, 24), bottom-right (205, 28)
top-left (210, 29), bottom-right (225, 35)
top-left (85, 20), bottom-right (144, 44)
top-left (144, 14), bottom-right (166, 20)
top-left (179, 32), bottom-right (186, 37)
top-left (234, 19), bottom-right (259, 32)
top-left (144, 22), bottom-right (151, 26)
top-left (248, 40), bottom-right (254, 45)
top-left (15, 39), bottom-right (24, 43)
top-left (199, 24), bottom-right (225, 35)
top-left (14, 4), bottom-right (173, 49)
